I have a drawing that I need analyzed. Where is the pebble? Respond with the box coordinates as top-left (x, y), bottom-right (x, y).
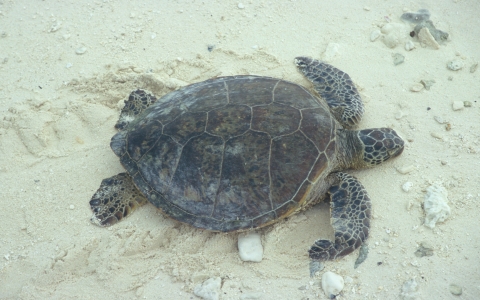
top-left (380, 23), bottom-right (408, 48)
top-left (238, 232), bottom-right (263, 262)
top-left (401, 9), bottom-right (431, 24)
top-left (414, 242), bottom-right (434, 257)
top-left (417, 28), bottom-right (440, 49)
top-left (424, 185), bottom-right (451, 229)
top-left (393, 53), bottom-right (405, 65)
top-left (49, 20), bottom-right (62, 33)
top-left (75, 47), bottom-right (87, 55)
top-left (397, 165), bottom-right (415, 174)
top-left (464, 101), bottom-right (472, 107)
top-left (370, 29), bottom-right (381, 42)
top-left (402, 182), bottom-right (413, 192)
top-left (449, 284), bottom-right (463, 296)
top-left (452, 101), bottom-right (464, 111)
top-left (69, 205), bottom-right (75, 210)
top-left (430, 132), bottom-right (444, 140)
top-left (400, 278), bottom-right (419, 299)
top-left (447, 59), bottom-right (463, 71)
top-left (414, 20), bottom-right (449, 42)
top-left (434, 116), bottom-right (446, 124)
top-left (394, 111), bottom-right (404, 120)
top-left (321, 271), bottom-right (344, 298)
top-left (410, 83), bottom-right (424, 92)
top-left (470, 63), bottom-right (478, 73)
top-left (194, 277), bottom-right (221, 300)
top-left (323, 43), bottom-right (340, 62)
top-left (237, 3), bottom-right (245, 9)
top-left (405, 40), bottom-right (415, 51)
top-left (66, 63), bottom-right (73, 69)
top-left (420, 79), bottom-right (435, 90)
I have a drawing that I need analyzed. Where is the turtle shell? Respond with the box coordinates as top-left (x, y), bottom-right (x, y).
top-left (111, 76), bottom-right (337, 232)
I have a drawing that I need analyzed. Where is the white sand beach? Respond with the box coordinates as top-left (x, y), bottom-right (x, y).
top-left (1, 1), bottom-right (479, 299)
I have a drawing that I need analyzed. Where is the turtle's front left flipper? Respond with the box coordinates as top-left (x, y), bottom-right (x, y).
top-left (309, 172), bottom-right (371, 261)
top-left (295, 57), bottom-right (364, 128)
top-left (115, 90), bottom-right (158, 130)
top-left (89, 173), bottom-right (148, 227)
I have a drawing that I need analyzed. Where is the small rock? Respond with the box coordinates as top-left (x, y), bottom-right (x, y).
top-left (69, 205), bottom-right (75, 210)
top-left (424, 185), bottom-right (450, 229)
top-left (401, 9), bottom-right (431, 24)
top-left (417, 28), bottom-right (440, 50)
top-left (237, 3), bottom-right (245, 9)
top-left (397, 165), bottom-right (415, 174)
top-left (75, 47), bottom-right (87, 55)
top-left (400, 278), bottom-right (419, 300)
top-left (194, 277), bottom-right (221, 300)
top-left (402, 182), bottom-right (413, 192)
top-left (323, 43), bottom-right (340, 62)
top-left (414, 20), bottom-right (449, 42)
top-left (410, 83), bottom-right (424, 92)
top-left (470, 63), bottom-right (478, 73)
top-left (430, 132), bottom-right (443, 140)
top-left (452, 101), bottom-right (464, 111)
top-left (49, 20), bottom-right (62, 33)
top-left (380, 23), bottom-right (408, 49)
top-left (207, 44), bottom-right (215, 52)
top-left (449, 284), bottom-right (462, 296)
top-left (414, 242), bottom-right (434, 257)
top-left (447, 60), bottom-right (464, 71)
top-left (464, 101), bottom-right (472, 107)
top-left (405, 40), bottom-right (415, 51)
top-left (363, 6), bottom-right (371, 11)
top-left (370, 29), bottom-right (381, 42)
top-left (434, 116), bottom-right (446, 124)
top-left (393, 53), bottom-right (405, 65)
top-left (322, 271), bottom-right (344, 299)
top-left (238, 232), bottom-right (263, 262)
top-left (420, 79), bottom-right (435, 90)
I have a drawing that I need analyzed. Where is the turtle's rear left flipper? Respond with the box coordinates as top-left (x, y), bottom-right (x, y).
top-left (295, 57), bottom-right (364, 128)
top-left (309, 172), bottom-right (371, 261)
top-left (89, 173), bottom-right (148, 227)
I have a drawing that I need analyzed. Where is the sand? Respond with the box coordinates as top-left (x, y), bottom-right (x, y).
top-left (1, 1), bottom-right (479, 299)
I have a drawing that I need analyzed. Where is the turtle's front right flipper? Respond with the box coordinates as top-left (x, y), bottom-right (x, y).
top-left (309, 172), bottom-right (371, 261)
top-left (89, 173), bottom-right (148, 227)
top-left (295, 57), bottom-right (364, 128)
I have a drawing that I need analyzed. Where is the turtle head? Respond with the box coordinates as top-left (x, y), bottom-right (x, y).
top-left (353, 128), bottom-right (404, 168)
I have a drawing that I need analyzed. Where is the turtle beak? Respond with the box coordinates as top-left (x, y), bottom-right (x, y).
top-left (388, 145), bottom-right (404, 158)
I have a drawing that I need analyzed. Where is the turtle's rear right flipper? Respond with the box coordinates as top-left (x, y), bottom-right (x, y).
top-left (89, 172), bottom-right (148, 227)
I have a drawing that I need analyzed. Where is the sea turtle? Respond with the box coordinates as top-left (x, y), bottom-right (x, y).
top-left (89, 57), bottom-right (404, 261)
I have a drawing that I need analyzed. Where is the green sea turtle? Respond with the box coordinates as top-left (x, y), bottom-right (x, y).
top-left (89, 57), bottom-right (404, 261)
